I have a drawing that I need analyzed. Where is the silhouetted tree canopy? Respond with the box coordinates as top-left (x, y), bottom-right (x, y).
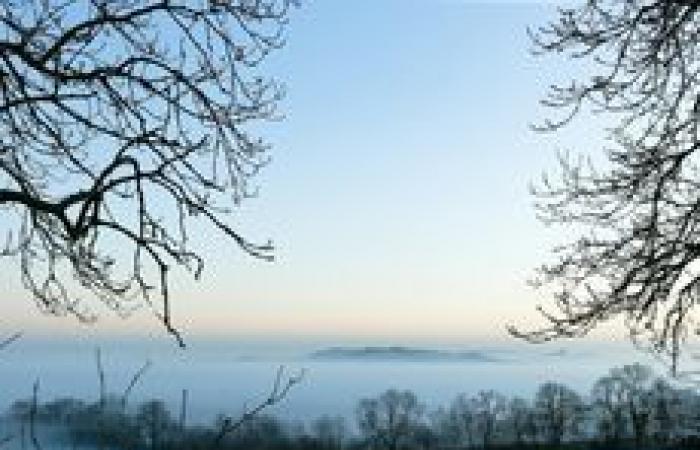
top-left (0, 0), bottom-right (296, 343)
top-left (511, 0), bottom-right (700, 371)
top-left (15, 366), bottom-right (700, 450)
top-left (356, 389), bottom-right (425, 450)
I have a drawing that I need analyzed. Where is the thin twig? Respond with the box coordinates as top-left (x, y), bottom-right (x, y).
top-left (121, 359), bottom-right (152, 407)
top-left (180, 388), bottom-right (188, 430)
top-left (213, 365), bottom-right (305, 445)
top-left (0, 332), bottom-right (22, 351)
top-left (29, 380), bottom-right (41, 450)
top-left (95, 348), bottom-right (105, 408)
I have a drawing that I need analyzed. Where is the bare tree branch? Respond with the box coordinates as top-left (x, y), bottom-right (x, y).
top-left (28, 380), bottom-right (41, 450)
top-left (95, 347), bottom-right (105, 408)
top-left (122, 359), bottom-right (152, 407)
top-left (213, 365), bottom-right (304, 446)
top-left (512, 0), bottom-right (700, 373)
top-left (0, 0), bottom-right (297, 344)
top-left (0, 331), bottom-right (22, 351)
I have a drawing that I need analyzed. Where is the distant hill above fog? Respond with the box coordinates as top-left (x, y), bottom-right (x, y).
top-left (309, 346), bottom-right (500, 362)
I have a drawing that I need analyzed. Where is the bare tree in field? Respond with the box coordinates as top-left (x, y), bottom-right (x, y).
top-left (510, 0), bottom-right (700, 371)
top-left (618, 364), bottom-right (654, 447)
top-left (444, 394), bottom-right (476, 448)
top-left (592, 364), bottom-right (654, 446)
top-left (534, 382), bottom-right (584, 446)
top-left (0, 0), bottom-right (296, 343)
top-left (430, 400), bottom-right (471, 449)
top-left (136, 399), bottom-right (173, 450)
top-left (433, 391), bottom-right (510, 449)
top-left (311, 415), bottom-right (347, 450)
top-left (592, 373), bottom-right (628, 444)
top-left (471, 390), bottom-right (506, 449)
top-left (356, 389), bottom-right (425, 450)
top-left (649, 377), bottom-right (681, 445)
top-left (504, 397), bottom-right (537, 446)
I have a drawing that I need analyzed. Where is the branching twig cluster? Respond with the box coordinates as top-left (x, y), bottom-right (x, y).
top-left (214, 365), bottom-right (305, 445)
top-left (5, 348), bottom-right (301, 450)
top-left (0, 0), bottom-right (296, 344)
top-left (512, 1), bottom-right (700, 373)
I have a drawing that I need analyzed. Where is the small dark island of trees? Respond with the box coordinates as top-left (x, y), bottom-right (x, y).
top-left (4, 362), bottom-right (700, 450)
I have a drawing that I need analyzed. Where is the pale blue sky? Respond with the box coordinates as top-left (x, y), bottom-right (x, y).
top-left (2, 1), bottom-right (618, 344)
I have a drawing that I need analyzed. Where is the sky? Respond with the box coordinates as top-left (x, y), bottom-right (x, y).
top-left (1, 1), bottom-right (621, 346)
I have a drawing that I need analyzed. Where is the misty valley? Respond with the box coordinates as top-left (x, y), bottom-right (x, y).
top-left (2, 341), bottom-right (700, 449)
top-left (3, 361), bottom-right (700, 450)
top-left (2, 0), bottom-right (700, 449)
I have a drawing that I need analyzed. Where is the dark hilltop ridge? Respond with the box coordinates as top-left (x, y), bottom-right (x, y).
top-left (309, 346), bottom-right (500, 362)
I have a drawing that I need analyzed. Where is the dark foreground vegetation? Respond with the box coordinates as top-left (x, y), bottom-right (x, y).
top-left (4, 363), bottom-right (700, 450)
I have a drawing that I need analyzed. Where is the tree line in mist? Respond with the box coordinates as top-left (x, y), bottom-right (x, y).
top-left (4, 363), bottom-right (700, 450)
